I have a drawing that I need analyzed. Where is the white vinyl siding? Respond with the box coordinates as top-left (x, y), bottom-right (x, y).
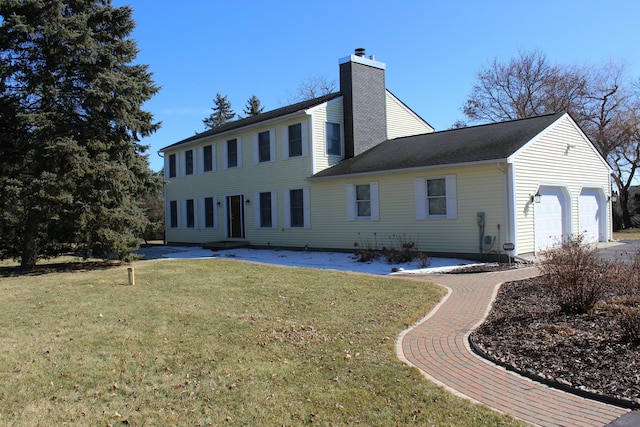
top-left (415, 175), bottom-right (457, 219)
top-left (386, 91), bottom-right (434, 139)
top-left (346, 182), bottom-right (379, 220)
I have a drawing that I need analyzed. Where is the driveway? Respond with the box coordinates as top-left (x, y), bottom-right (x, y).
top-left (598, 240), bottom-right (640, 261)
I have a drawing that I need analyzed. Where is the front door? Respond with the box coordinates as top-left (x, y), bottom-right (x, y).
top-left (227, 195), bottom-right (245, 238)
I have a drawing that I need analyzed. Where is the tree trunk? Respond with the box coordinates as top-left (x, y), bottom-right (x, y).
top-left (20, 214), bottom-right (39, 271)
top-left (619, 188), bottom-right (633, 229)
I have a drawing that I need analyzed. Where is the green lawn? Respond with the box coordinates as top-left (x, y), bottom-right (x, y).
top-left (0, 258), bottom-right (524, 426)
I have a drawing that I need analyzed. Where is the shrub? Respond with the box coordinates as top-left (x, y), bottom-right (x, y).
top-left (620, 305), bottom-right (640, 345)
top-left (386, 234), bottom-right (420, 264)
top-left (539, 234), bottom-right (611, 314)
top-left (353, 233), bottom-right (381, 263)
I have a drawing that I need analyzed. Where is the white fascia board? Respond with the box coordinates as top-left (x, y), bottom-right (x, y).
top-left (307, 158), bottom-right (507, 182)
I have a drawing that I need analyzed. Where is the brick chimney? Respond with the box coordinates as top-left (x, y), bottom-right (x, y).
top-left (339, 48), bottom-right (387, 158)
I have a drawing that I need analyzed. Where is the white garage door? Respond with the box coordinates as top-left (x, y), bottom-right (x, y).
top-left (579, 189), bottom-right (602, 243)
top-left (535, 187), bottom-right (567, 252)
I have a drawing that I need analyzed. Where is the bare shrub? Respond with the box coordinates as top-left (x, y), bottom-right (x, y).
top-left (353, 233), bottom-right (381, 263)
top-left (539, 234), bottom-right (611, 314)
top-left (620, 305), bottom-right (640, 345)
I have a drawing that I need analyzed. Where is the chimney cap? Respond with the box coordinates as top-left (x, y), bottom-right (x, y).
top-left (354, 48), bottom-right (366, 57)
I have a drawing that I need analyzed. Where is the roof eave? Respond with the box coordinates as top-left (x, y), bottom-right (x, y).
top-left (160, 109), bottom-right (311, 153)
top-left (308, 158), bottom-right (509, 181)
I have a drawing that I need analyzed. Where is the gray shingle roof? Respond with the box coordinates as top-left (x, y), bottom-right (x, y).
top-left (312, 113), bottom-right (565, 179)
top-left (161, 92), bottom-right (342, 151)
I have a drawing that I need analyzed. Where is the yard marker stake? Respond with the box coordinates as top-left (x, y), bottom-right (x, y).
top-left (127, 267), bottom-right (135, 286)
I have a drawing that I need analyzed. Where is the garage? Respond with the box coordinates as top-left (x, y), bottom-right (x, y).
top-left (534, 187), bottom-right (568, 253)
top-left (579, 188), bottom-right (604, 243)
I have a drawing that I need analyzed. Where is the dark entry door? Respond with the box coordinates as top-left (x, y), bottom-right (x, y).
top-left (227, 195), bottom-right (245, 238)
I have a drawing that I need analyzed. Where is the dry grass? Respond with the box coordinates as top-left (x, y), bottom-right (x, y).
top-left (614, 228), bottom-right (640, 241)
top-left (0, 258), bottom-right (525, 426)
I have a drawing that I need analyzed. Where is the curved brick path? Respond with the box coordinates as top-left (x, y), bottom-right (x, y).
top-left (397, 268), bottom-right (631, 427)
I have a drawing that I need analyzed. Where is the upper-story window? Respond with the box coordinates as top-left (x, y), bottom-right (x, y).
top-left (226, 138), bottom-right (238, 168)
top-left (288, 123), bottom-right (302, 157)
top-left (258, 131), bottom-right (270, 162)
top-left (168, 153), bottom-right (177, 178)
top-left (326, 122), bottom-right (341, 156)
top-left (185, 149), bottom-right (194, 175)
top-left (203, 145), bottom-right (214, 172)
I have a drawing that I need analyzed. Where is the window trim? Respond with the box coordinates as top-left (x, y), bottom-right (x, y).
top-left (202, 144), bottom-right (215, 173)
top-left (224, 137), bottom-right (242, 169)
top-left (283, 187), bottom-right (310, 228)
top-left (254, 190), bottom-right (278, 229)
top-left (415, 175), bottom-right (457, 220)
top-left (326, 122), bottom-right (342, 156)
top-left (169, 200), bottom-right (178, 228)
top-left (282, 121), bottom-right (308, 160)
top-left (168, 153), bottom-right (177, 178)
top-left (346, 182), bottom-right (379, 221)
top-left (202, 196), bottom-right (218, 229)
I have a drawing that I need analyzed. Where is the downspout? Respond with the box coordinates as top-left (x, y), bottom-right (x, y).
top-left (497, 162), bottom-right (511, 259)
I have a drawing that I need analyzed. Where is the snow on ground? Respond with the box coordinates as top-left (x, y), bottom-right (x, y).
top-left (135, 246), bottom-right (483, 275)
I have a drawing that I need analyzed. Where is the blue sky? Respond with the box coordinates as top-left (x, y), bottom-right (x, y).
top-left (113, 0), bottom-right (640, 172)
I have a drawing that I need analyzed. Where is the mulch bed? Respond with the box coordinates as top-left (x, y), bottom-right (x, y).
top-left (470, 276), bottom-right (640, 408)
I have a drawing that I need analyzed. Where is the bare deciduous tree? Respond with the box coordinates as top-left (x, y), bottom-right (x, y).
top-left (462, 51), bottom-right (640, 228)
top-left (286, 74), bottom-right (337, 103)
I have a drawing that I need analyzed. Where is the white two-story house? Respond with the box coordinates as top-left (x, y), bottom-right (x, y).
top-left (161, 49), bottom-right (613, 260)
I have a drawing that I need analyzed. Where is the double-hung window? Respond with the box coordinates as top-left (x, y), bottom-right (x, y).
top-left (346, 182), bottom-right (379, 220)
top-left (259, 192), bottom-right (272, 228)
top-left (204, 197), bottom-right (215, 228)
top-left (186, 199), bottom-right (195, 228)
top-left (185, 150), bottom-right (194, 175)
top-left (326, 122), bottom-right (341, 156)
top-left (254, 191), bottom-right (277, 229)
top-left (288, 123), bottom-right (302, 157)
top-left (289, 189), bottom-right (304, 228)
top-left (258, 131), bottom-right (270, 162)
top-left (226, 138), bottom-right (238, 168)
top-left (169, 200), bottom-right (178, 228)
top-left (415, 176), bottom-right (457, 219)
top-left (203, 145), bottom-right (214, 172)
top-left (168, 153), bottom-right (177, 178)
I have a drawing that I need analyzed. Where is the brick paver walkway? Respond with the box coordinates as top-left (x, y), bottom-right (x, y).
top-left (397, 267), bottom-right (631, 427)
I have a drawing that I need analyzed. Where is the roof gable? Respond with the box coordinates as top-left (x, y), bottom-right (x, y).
top-left (312, 113), bottom-right (565, 179)
top-left (161, 92), bottom-right (342, 151)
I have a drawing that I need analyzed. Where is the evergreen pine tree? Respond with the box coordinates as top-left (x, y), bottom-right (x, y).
top-left (203, 93), bottom-right (236, 129)
top-left (242, 95), bottom-right (264, 118)
top-left (0, 0), bottom-right (161, 270)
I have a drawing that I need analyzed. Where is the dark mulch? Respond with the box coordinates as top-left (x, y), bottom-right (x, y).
top-left (448, 262), bottom-right (530, 274)
top-left (471, 276), bottom-right (640, 407)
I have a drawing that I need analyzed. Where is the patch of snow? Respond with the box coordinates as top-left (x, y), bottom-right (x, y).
top-left (136, 246), bottom-right (482, 275)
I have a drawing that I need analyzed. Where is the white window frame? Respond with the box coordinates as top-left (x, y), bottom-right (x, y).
top-left (223, 137), bottom-right (242, 169)
top-left (253, 129), bottom-right (276, 164)
top-left (254, 190), bottom-right (278, 229)
top-left (346, 182), bottom-right (379, 220)
top-left (283, 187), bottom-right (310, 228)
top-left (202, 196), bottom-right (218, 229)
top-left (326, 122), bottom-right (342, 156)
top-left (415, 175), bottom-right (457, 219)
top-left (282, 121), bottom-right (309, 160)
top-left (201, 144), bottom-right (216, 173)
top-left (167, 153), bottom-right (177, 179)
